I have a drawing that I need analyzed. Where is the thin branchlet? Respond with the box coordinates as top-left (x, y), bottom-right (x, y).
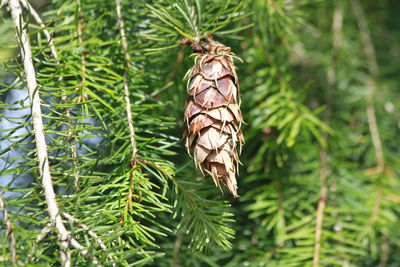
top-left (350, 0), bottom-right (385, 227)
top-left (76, 0), bottom-right (88, 107)
top-left (114, 0), bottom-right (143, 226)
top-left (115, 0), bottom-right (138, 166)
top-left (0, 195), bottom-right (17, 267)
top-left (7, 0), bottom-right (71, 265)
top-left (19, 0), bottom-right (80, 192)
top-left (312, 6), bottom-right (343, 267)
top-left (62, 212), bottom-right (116, 266)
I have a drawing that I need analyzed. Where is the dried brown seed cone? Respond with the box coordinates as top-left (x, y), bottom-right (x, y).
top-left (182, 36), bottom-right (244, 197)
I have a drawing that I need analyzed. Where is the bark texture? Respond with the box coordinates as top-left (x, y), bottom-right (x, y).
top-left (181, 36), bottom-right (244, 197)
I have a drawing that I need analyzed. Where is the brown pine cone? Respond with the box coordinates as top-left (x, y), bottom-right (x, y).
top-left (180, 36), bottom-right (244, 197)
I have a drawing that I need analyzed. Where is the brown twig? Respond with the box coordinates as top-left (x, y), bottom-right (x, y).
top-left (166, 49), bottom-right (185, 84)
top-left (7, 0), bottom-right (71, 265)
top-left (379, 234), bottom-right (389, 267)
top-left (274, 178), bottom-right (285, 244)
top-left (263, 241), bottom-right (284, 260)
top-left (172, 228), bottom-right (184, 267)
top-left (76, 0), bottom-right (88, 106)
top-left (115, 0), bottom-right (143, 227)
top-left (0, 195), bottom-right (17, 267)
top-left (115, 0), bottom-right (137, 166)
top-left (118, 168), bottom-right (141, 224)
top-left (350, 0), bottom-right (385, 226)
top-left (365, 96), bottom-right (384, 174)
top-left (273, 178), bottom-right (285, 250)
top-left (273, 179), bottom-right (284, 217)
top-left (312, 6), bottom-right (343, 267)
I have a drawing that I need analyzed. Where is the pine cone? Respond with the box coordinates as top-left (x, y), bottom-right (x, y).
top-left (180, 36), bottom-right (244, 197)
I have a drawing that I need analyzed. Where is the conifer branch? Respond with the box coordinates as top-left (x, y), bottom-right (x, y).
top-left (365, 101), bottom-right (384, 175)
top-left (19, 0), bottom-right (58, 63)
top-left (166, 50), bottom-right (184, 84)
top-left (115, 0), bottom-right (141, 226)
top-left (187, 3), bottom-right (200, 38)
top-left (69, 237), bottom-right (99, 264)
top-left (32, 223), bottom-right (100, 264)
top-left (379, 234), bottom-right (389, 267)
top-left (312, 6), bottom-right (343, 267)
top-left (77, 0), bottom-right (87, 107)
top-left (264, 242), bottom-right (284, 259)
top-left (7, 0), bottom-right (71, 265)
top-left (36, 223), bottom-right (53, 243)
top-left (30, 222), bottom-right (100, 265)
top-left (273, 179), bottom-right (284, 217)
top-left (172, 228), bottom-right (184, 267)
top-left (62, 212), bottom-right (116, 266)
top-left (273, 178), bottom-right (285, 243)
top-left (0, 195), bottom-right (17, 267)
top-left (350, 0), bottom-right (385, 226)
top-left (115, 0), bottom-right (137, 165)
top-left (19, 0), bottom-right (80, 191)
top-left (349, 0), bottom-right (378, 78)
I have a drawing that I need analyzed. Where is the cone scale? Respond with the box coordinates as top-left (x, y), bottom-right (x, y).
top-left (179, 36), bottom-right (244, 197)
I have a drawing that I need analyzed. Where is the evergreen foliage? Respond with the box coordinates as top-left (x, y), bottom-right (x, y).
top-left (0, 0), bottom-right (399, 266)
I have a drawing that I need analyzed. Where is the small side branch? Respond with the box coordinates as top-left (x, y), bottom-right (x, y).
top-left (31, 221), bottom-right (101, 265)
top-left (0, 195), bottom-right (17, 267)
top-left (115, 0), bottom-right (138, 165)
top-left (312, 6), bottom-right (343, 267)
top-left (273, 179), bottom-right (285, 241)
top-left (76, 0), bottom-right (88, 108)
top-left (350, 0), bottom-right (385, 226)
top-left (62, 212), bottom-right (116, 266)
top-left (366, 98), bottom-right (385, 174)
top-left (273, 179), bottom-right (284, 217)
top-left (19, 0), bottom-right (58, 62)
top-left (69, 238), bottom-right (99, 264)
top-left (7, 0), bottom-right (71, 265)
top-left (19, 0), bottom-right (80, 191)
top-left (172, 228), bottom-right (184, 267)
top-left (36, 223), bottom-right (53, 242)
top-left (349, 0), bottom-right (378, 78)
top-left (379, 234), bottom-right (389, 267)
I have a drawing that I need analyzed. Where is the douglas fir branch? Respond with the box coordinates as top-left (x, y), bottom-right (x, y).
top-left (180, 35), bottom-right (244, 197)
